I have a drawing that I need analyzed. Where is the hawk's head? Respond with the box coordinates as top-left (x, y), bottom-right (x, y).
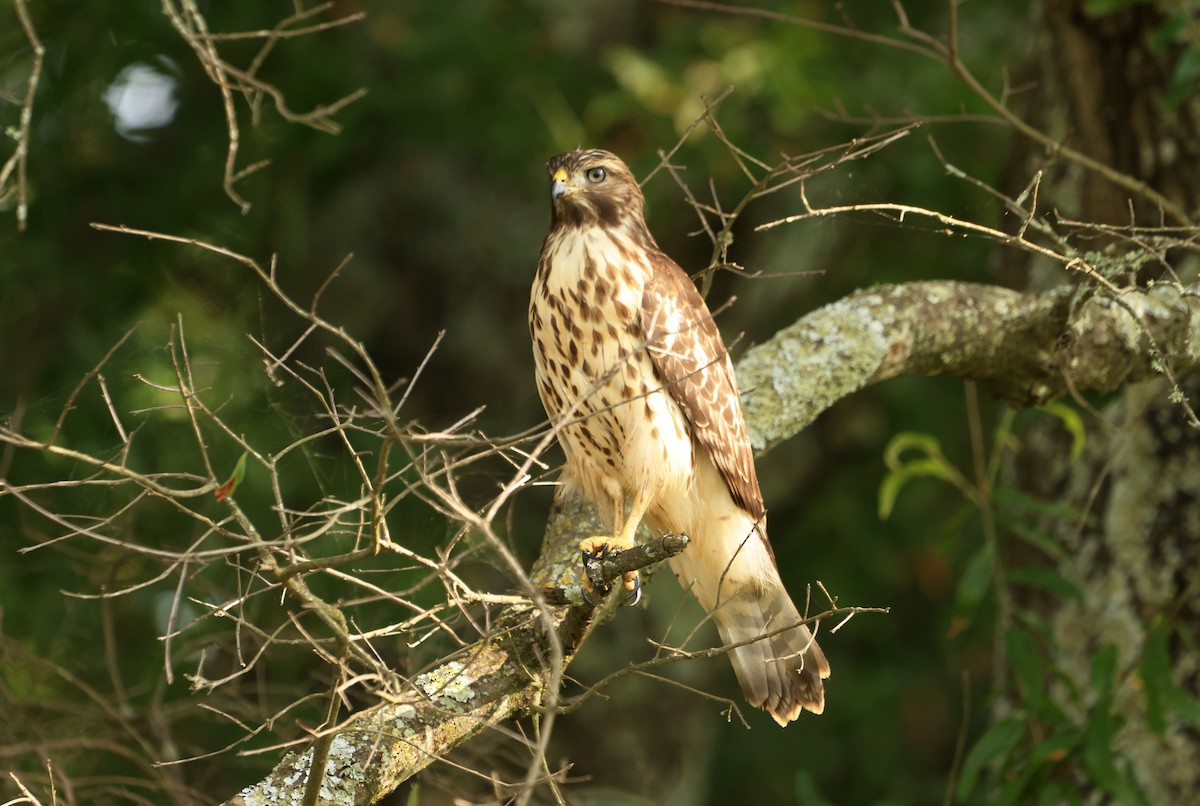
top-left (546, 149), bottom-right (648, 234)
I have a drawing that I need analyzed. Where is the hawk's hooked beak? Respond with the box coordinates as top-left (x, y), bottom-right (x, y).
top-left (550, 167), bottom-right (574, 201)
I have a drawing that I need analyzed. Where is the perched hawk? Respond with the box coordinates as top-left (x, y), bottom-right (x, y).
top-left (530, 149), bottom-right (830, 724)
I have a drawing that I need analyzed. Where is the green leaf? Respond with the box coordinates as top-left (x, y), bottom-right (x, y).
top-left (1036, 783), bottom-right (1063, 806)
top-left (1090, 644), bottom-right (1118, 703)
top-left (1000, 512), bottom-right (1068, 561)
top-left (1011, 604), bottom-right (1053, 641)
top-left (1037, 402), bottom-right (1086, 461)
top-left (1175, 691), bottom-right (1200, 729)
top-left (1031, 727), bottom-right (1084, 765)
top-left (1142, 619), bottom-right (1200, 732)
top-left (1006, 565), bottom-right (1083, 602)
top-left (878, 458), bottom-right (955, 519)
top-left (1142, 621), bottom-right (1172, 735)
top-left (1084, 707), bottom-right (1146, 803)
top-left (1151, 13), bottom-right (1190, 50)
top-left (1164, 47), bottom-right (1200, 113)
top-left (1006, 628), bottom-right (1045, 710)
top-left (1083, 705), bottom-right (1120, 794)
top-left (992, 486), bottom-right (1085, 525)
top-left (956, 545), bottom-right (993, 616)
top-left (878, 432), bottom-right (962, 518)
top-left (883, 431), bottom-right (946, 469)
top-left (1118, 759), bottom-right (1151, 806)
top-left (955, 717), bottom-right (1025, 801)
top-left (1082, 645), bottom-right (1129, 796)
top-left (1033, 778), bottom-right (1086, 806)
top-left (995, 762), bottom-right (1039, 806)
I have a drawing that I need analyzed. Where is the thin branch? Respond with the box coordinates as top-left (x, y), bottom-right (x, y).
top-left (0, 0), bottom-right (45, 231)
top-left (660, 0), bottom-right (1192, 224)
top-left (159, 1), bottom-right (365, 211)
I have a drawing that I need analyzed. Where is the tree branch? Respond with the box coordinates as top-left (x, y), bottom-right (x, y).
top-left (222, 278), bottom-right (1200, 804)
top-left (740, 280), bottom-right (1200, 448)
top-left (223, 496), bottom-right (686, 806)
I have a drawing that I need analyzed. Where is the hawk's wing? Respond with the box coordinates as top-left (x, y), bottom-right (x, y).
top-left (640, 252), bottom-right (765, 523)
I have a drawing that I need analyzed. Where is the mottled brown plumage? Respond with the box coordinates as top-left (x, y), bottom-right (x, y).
top-left (530, 149), bottom-right (829, 724)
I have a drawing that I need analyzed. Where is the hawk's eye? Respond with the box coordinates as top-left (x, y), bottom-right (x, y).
top-left (586, 167), bottom-right (607, 183)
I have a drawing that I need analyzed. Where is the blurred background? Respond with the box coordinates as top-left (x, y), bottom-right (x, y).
top-left (0, 0), bottom-right (1134, 803)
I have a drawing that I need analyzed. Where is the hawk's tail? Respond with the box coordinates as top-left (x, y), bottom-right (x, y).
top-left (713, 590), bottom-right (830, 725)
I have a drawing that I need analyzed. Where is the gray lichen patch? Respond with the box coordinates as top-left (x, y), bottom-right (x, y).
top-left (234, 735), bottom-right (368, 806)
top-left (415, 660), bottom-right (478, 708)
top-left (738, 294), bottom-right (890, 450)
top-left (317, 736), bottom-right (370, 802)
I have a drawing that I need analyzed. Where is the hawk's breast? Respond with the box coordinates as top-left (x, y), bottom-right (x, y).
top-left (531, 225), bottom-right (695, 522)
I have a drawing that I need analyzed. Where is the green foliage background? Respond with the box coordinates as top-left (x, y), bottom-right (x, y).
top-left (5, 1), bottom-right (1179, 804)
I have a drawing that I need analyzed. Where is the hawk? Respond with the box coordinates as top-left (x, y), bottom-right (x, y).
top-left (530, 148), bottom-right (830, 724)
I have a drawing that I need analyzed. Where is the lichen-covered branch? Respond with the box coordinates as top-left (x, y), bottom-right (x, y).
top-left (740, 280), bottom-right (1200, 449)
top-left (225, 608), bottom-right (545, 806)
top-left (224, 278), bottom-right (1200, 804)
top-left (223, 496), bottom-right (687, 806)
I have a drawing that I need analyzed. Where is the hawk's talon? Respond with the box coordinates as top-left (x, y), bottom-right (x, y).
top-left (579, 536), bottom-right (640, 607)
top-left (624, 573), bottom-right (642, 606)
top-left (580, 548), bottom-right (607, 605)
top-left (580, 577), bottom-right (600, 607)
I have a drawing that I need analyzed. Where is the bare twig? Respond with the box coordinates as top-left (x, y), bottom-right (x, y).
top-left (0, 0), bottom-right (45, 231)
top-left (159, 1), bottom-right (365, 211)
top-left (658, 0), bottom-right (1192, 224)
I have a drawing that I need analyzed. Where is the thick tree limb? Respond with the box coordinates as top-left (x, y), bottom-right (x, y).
top-left (224, 279), bottom-right (1200, 804)
top-left (739, 280), bottom-right (1200, 448)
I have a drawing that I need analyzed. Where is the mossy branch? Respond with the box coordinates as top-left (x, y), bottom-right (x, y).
top-left (224, 277), bottom-right (1199, 804)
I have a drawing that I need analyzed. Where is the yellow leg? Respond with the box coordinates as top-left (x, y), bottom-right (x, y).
top-left (580, 487), bottom-right (652, 605)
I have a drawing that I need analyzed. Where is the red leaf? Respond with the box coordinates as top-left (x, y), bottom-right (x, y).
top-left (215, 451), bottom-right (249, 502)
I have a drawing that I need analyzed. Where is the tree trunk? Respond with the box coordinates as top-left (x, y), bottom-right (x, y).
top-left (1043, 0), bottom-right (1200, 226)
top-left (999, 1), bottom-right (1200, 800)
top-left (1007, 376), bottom-right (1200, 802)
